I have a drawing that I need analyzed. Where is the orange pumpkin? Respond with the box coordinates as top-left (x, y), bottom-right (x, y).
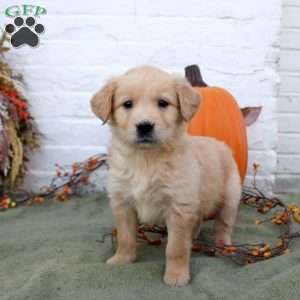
top-left (185, 65), bottom-right (248, 183)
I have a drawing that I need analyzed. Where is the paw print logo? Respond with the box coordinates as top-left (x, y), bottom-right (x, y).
top-left (5, 16), bottom-right (45, 48)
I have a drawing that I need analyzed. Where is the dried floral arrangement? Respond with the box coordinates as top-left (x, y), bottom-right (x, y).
top-left (0, 32), bottom-right (40, 191)
top-left (0, 153), bottom-right (107, 210)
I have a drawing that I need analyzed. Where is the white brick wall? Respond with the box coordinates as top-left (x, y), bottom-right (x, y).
top-left (0, 0), bottom-right (282, 192)
top-left (276, 0), bottom-right (300, 193)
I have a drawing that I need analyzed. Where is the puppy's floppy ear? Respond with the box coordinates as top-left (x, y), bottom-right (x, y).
top-left (174, 77), bottom-right (201, 121)
top-left (90, 79), bottom-right (117, 124)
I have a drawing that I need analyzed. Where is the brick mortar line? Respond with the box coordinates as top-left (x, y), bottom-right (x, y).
top-left (280, 71), bottom-right (300, 75)
top-left (278, 112), bottom-right (300, 115)
top-left (279, 93), bottom-right (300, 96)
top-left (278, 153), bottom-right (300, 157)
top-left (282, 26), bottom-right (300, 30)
top-left (280, 48), bottom-right (300, 52)
top-left (276, 173), bottom-right (300, 176)
top-left (278, 132), bottom-right (300, 135)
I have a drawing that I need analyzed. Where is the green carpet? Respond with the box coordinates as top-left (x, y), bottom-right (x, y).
top-left (1, 193), bottom-right (300, 300)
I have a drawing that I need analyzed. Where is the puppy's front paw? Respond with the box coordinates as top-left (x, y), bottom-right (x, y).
top-left (106, 254), bottom-right (136, 265)
top-left (164, 270), bottom-right (190, 288)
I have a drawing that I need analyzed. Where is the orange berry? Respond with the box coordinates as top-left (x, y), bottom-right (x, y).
top-left (227, 246), bottom-right (237, 253)
top-left (276, 239), bottom-right (284, 247)
top-left (287, 203), bottom-right (298, 212)
top-left (34, 196), bottom-right (44, 204)
top-left (260, 244), bottom-right (271, 252)
top-left (255, 220), bottom-right (262, 225)
top-left (1, 197), bottom-right (11, 206)
top-left (273, 219), bottom-right (283, 225)
top-left (251, 249), bottom-right (260, 256)
top-left (265, 201), bottom-right (274, 208)
top-left (293, 211), bottom-right (300, 223)
top-left (263, 251), bottom-right (272, 258)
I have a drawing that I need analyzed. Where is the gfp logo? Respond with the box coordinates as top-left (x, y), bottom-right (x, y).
top-left (4, 5), bottom-right (47, 48)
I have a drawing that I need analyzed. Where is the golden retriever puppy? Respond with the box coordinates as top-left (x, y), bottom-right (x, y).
top-left (91, 65), bottom-right (241, 287)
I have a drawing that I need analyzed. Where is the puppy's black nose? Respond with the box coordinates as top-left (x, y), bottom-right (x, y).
top-left (136, 121), bottom-right (154, 137)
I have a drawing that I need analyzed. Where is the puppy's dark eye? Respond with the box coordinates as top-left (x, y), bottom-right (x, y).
top-left (123, 100), bottom-right (133, 109)
top-left (158, 99), bottom-right (169, 108)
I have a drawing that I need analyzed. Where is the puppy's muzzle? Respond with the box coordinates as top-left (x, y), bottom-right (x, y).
top-left (136, 121), bottom-right (155, 143)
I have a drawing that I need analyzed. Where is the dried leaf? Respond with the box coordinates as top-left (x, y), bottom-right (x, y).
top-left (255, 220), bottom-right (262, 225)
top-left (5, 119), bottom-right (23, 186)
top-left (241, 106), bottom-right (262, 126)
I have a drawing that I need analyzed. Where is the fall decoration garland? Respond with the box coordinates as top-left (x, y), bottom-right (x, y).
top-left (0, 153), bottom-right (107, 210)
top-left (1, 151), bottom-right (299, 265)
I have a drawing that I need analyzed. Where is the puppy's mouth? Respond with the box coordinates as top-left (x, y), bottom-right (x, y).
top-left (135, 136), bottom-right (158, 145)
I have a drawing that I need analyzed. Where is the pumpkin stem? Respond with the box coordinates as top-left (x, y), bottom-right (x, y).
top-left (185, 65), bottom-right (208, 87)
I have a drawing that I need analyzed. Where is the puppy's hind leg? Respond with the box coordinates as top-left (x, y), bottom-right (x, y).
top-left (214, 172), bottom-right (241, 246)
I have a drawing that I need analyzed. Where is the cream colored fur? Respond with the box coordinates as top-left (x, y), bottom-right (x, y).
top-left (91, 65), bottom-right (241, 288)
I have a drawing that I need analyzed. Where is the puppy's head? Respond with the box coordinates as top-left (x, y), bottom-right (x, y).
top-left (91, 65), bottom-right (201, 147)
